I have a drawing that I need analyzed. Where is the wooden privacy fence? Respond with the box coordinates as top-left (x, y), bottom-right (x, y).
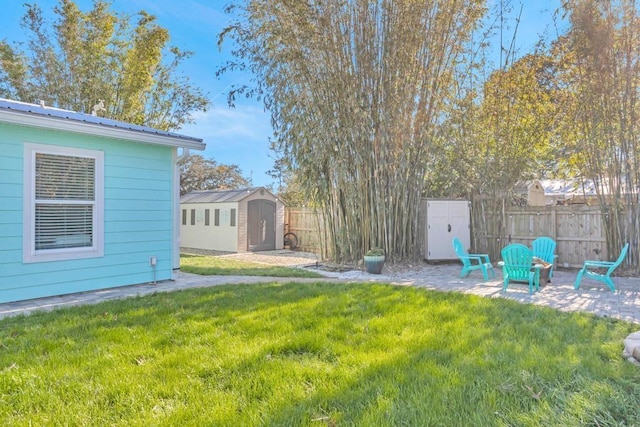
top-left (286, 204), bottom-right (621, 268)
top-left (475, 205), bottom-right (608, 268)
top-left (285, 208), bottom-right (331, 259)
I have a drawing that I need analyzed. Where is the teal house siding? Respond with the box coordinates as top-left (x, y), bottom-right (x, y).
top-left (0, 100), bottom-right (204, 303)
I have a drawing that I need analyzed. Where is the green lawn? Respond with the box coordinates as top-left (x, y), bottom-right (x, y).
top-left (180, 253), bottom-right (325, 278)
top-left (1, 282), bottom-right (638, 426)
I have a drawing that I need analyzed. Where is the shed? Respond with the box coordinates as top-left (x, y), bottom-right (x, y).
top-left (180, 187), bottom-right (285, 253)
top-left (513, 180), bottom-right (546, 206)
top-left (419, 199), bottom-right (471, 260)
top-left (0, 98), bottom-right (205, 303)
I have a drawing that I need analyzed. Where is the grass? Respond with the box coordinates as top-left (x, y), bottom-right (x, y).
top-left (1, 282), bottom-right (639, 426)
top-left (180, 253), bottom-right (325, 278)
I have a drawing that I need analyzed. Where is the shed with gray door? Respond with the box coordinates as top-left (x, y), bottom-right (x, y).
top-left (180, 187), bottom-right (285, 253)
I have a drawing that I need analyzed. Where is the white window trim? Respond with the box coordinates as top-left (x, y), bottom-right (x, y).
top-left (23, 143), bottom-right (105, 263)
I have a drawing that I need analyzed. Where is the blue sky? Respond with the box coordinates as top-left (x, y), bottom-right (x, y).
top-left (0, 0), bottom-right (562, 188)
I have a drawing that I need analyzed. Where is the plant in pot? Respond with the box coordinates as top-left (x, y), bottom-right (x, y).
top-left (364, 248), bottom-right (385, 274)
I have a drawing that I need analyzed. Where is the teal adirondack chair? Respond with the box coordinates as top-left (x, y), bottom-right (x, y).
top-left (532, 236), bottom-right (558, 278)
top-left (574, 243), bottom-right (629, 292)
top-left (498, 243), bottom-right (541, 294)
top-left (452, 237), bottom-right (495, 281)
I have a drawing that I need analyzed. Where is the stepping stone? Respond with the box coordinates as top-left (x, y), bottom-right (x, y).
top-left (623, 331), bottom-right (640, 364)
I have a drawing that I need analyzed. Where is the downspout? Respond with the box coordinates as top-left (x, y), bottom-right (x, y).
top-left (177, 147), bottom-right (190, 163)
top-left (173, 147), bottom-right (190, 276)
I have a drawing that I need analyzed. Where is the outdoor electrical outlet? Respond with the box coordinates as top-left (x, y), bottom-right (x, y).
top-left (149, 256), bottom-right (157, 266)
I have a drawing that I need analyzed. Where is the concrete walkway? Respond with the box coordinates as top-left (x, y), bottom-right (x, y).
top-left (1, 263), bottom-right (639, 363)
top-left (2, 263), bottom-right (640, 322)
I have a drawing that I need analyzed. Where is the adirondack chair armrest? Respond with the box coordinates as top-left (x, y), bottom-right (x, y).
top-left (471, 253), bottom-right (491, 263)
top-left (531, 264), bottom-right (542, 288)
top-left (583, 260), bottom-right (615, 268)
top-left (459, 255), bottom-right (484, 264)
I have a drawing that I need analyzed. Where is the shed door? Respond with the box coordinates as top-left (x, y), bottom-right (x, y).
top-left (425, 200), bottom-right (470, 260)
top-left (247, 200), bottom-right (276, 251)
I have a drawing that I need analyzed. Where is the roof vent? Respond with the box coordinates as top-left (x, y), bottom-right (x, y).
top-left (91, 99), bottom-right (105, 116)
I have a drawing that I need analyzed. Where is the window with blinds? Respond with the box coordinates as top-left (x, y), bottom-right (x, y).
top-left (24, 143), bottom-right (104, 263)
top-left (35, 153), bottom-right (95, 250)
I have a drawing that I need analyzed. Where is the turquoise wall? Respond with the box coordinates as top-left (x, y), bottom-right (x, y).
top-left (0, 123), bottom-right (176, 303)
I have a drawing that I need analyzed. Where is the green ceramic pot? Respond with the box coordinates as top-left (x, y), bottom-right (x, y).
top-left (364, 255), bottom-right (385, 274)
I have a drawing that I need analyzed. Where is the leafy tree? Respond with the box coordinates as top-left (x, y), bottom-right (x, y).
top-left (425, 45), bottom-right (560, 256)
top-left (477, 54), bottom-right (558, 189)
top-left (179, 154), bottom-right (250, 196)
top-left (0, 0), bottom-right (209, 131)
top-left (553, 0), bottom-right (640, 269)
top-left (265, 143), bottom-right (306, 207)
top-left (219, 0), bottom-right (485, 262)
top-left (443, 0), bottom-right (639, 265)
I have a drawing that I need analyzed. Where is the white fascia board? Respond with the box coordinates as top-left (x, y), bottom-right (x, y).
top-left (0, 109), bottom-right (206, 151)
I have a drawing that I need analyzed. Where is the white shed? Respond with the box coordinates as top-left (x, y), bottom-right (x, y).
top-left (513, 180), bottom-right (546, 206)
top-left (420, 199), bottom-right (471, 261)
top-left (180, 187), bottom-right (285, 253)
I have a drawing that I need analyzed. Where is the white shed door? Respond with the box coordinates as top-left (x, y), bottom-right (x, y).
top-left (426, 200), bottom-right (470, 260)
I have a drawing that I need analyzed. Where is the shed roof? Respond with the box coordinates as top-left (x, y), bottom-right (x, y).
top-left (0, 98), bottom-right (205, 150)
top-left (513, 180), bottom-right (543, 194)
top-left (181, 187), bottom-right (276, 203)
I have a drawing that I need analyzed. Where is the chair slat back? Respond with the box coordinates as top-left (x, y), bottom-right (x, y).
top-left (501, 244), bottom-right (534, 281)
top-left (608, 243), bottom-right (629, 273)
top-left (532, 237), bottom-right (556, 264)
top-left (452, 237), bottom-right (471, 266)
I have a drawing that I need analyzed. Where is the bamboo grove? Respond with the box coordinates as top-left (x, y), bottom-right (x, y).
top-left (219, 0), bottom-right (640, 268)
top-left (220, 0), bottom-right (485, 262)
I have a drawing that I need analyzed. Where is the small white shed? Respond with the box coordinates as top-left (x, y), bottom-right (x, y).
top-left (420, 199), bottom-right (471, 261)
top-left (513, 180), bottom-right (546, 206)
top-left (180, 187), bottom-right (285, 253)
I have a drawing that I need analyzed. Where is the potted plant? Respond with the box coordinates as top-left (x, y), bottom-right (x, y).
top-left (364, 248), bottom-right (385, 274)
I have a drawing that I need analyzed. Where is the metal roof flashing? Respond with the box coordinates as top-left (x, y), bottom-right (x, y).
top-left (0, 98), bottom-right (205, 150)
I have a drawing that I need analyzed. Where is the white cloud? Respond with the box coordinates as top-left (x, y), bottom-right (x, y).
top-left (181, 103), bottom-right (276, 187)
top-left (183, 104), bottom-right (272, 141)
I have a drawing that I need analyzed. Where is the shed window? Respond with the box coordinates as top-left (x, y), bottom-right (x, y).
top-left (23, 143), bottom-right (104, 263)
top-left (214, 209), bottom-right (220, 226)
top-left (204, 209), bottom-right (210, 226)
top-left (190, 209), bottom-right (195, 225)
top-left (230, 209), bottom-right (236, 227)
top-left (182, 209), bottom-right (187, 225)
